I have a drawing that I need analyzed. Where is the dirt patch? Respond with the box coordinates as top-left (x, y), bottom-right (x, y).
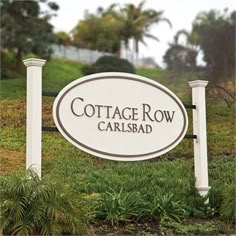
top-left (0, 99), bottom-right (55, 128)
top-left (0, 100), bottom-right (26, 128)
top-left (0, 148), bottom-right (25, 174)
top-left (89, 220), bottom-right (160, 235)
top-left (89, 218), bottom-right (235, 235)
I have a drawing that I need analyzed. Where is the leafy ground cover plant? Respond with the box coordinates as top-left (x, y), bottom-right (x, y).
top-left (160, 217), bottom-right (218, 235)
top-left (0, 169), bottom-right (86, 235)
top-left (95, 189), bottom-right (190, 225)
top-left (96, 188), bottom-right (145, 225)
top-left (147, 194), bottom-right (188, 222)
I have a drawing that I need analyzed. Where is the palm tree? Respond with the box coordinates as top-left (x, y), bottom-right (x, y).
top-left (174, 29), bottom-right (199, 52)
top-left (0, 170), bottom-right (86, 235)
top-left (116, 1), bottom-right (172, 61)
top-left (164, 30), bottom-right (198, 71)
top-left (96, 3), bottom-right (117, 18)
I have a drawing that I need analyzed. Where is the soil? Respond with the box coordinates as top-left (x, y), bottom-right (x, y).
top-left (88, 218), bottom-right (235, 236)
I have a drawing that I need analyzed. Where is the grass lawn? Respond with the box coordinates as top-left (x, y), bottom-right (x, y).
top-left (0, 57), bottom-right (235, 235)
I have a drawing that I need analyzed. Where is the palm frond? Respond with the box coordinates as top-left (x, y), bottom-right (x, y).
top-left (144, 33), bottom-right (160, 42)
top-left (159, 17), bottom-right (172, 28)
top-left (174, 29), bottom-right (190, 44)
top-left (11, 223), bottom-right (34, 236)
top-left (138, 0), bottom-right (146, 11)
top-left (0, 170), bottom-right (85, 235)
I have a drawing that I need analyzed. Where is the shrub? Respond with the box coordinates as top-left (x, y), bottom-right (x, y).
top-left (82, 56), bottom-right (135, 75)
top-left (96, 188), bottom-right (144, 225)
top-left (147, 194), bottom-right (187, 222)
top-left (95, 189), bottom-right (189, 226)
top-left (0, 170), bottom-right (86, 235)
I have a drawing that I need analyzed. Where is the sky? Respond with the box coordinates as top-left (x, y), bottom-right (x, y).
top-left (48, 0), bottom-right (235, 67)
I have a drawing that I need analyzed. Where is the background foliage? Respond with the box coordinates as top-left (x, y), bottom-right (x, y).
top-left (191, 9), bottom-right (235, 81)
top-left (82, 56), bottom-right (135, 75)
top-left (1, 0), bottom-right (58, 72)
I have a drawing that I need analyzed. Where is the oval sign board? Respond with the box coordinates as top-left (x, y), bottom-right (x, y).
top-left (53, 72), bottom-right (188, 161)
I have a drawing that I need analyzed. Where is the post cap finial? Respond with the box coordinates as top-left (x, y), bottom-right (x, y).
top-left (188, 80), bottom-right (208, 88)
top-left (23, 58), bottom-right (46, 67)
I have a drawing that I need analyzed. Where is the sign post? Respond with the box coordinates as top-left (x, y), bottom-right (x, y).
top-left (23, 58), bottom-right (46, 178)
top-left (189, 80), bottom-right (210, 197)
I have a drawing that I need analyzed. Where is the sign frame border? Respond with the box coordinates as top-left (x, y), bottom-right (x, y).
top-left (53, 72), bottom-right (188, 161)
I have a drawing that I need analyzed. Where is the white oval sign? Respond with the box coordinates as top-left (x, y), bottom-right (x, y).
top-left (53, 72), bottom-right (188, 161)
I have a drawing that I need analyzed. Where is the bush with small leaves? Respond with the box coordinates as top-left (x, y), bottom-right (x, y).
top-left (82, 56), bottom-right (135, 75)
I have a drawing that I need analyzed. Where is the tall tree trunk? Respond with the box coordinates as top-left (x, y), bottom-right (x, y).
top-left (134, 39), bottom-right (139, 64)
top-left (122, 39), bottom-right (129, 60)
top-left (16, 48), bottom-right (23, 73)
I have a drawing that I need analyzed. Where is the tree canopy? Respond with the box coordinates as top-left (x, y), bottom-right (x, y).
top-left (71, 12), bottom-right (121, 53)
top-left (191, 9), bottom-right (235, 80)
top-left (1, 0), bottom-right (59, 71)
top-left (71, 1), bottom-right (171, 57)
top-left (163, 9), bottom-right (235, 80)
top-left (54, 31), bottom-right (72, 46)
top-left (117, 1), bottom-right (171, 56)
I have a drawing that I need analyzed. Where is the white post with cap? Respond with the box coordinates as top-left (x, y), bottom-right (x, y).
top-left (23, 58), bottom-right (46, 178)
top-left (189, 80), bottom-right (210, 197)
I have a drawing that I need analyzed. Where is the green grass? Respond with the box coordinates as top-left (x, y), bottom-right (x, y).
top-left (42, 58), bottom-right (84, 91)
top-left (1, 58), bottom-right (85, 99)
top-left (137, 68), bottom-right (203, 100)
top-left (0, 79), bottom-right (26, 100)
top-left (1, 57), bottom-right (235, 234)
top-left (1, 58), bottom-right (200, 101)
